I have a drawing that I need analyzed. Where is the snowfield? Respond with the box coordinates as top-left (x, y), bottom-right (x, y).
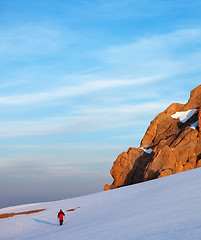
top-left (1, 168), bottom-right (201, 240)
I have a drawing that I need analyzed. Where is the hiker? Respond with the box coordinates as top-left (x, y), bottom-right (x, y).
top-left (58, 209), bottom-right (65, 226)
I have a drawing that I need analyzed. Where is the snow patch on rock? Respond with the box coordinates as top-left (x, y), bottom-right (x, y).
top-left (140, 146), bottom-right (153, 154)
top-left (171, 109), bottom-right (197, 123)
top-left (190, 121), bottom-right (198, 130)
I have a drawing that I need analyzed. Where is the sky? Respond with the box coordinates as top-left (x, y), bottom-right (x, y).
top-left (0, 0), bottom-right (201, 209)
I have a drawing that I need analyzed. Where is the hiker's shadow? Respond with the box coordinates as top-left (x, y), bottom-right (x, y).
top-left (33, 218), bottom-right (58, 226)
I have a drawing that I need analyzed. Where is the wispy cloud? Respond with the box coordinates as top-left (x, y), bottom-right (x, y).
top-left (0, 143), bottom-right (123, 151)
top-left (79, 0), bottom-right (193, 19)
top-left (1, 28), bottom-right (199, 107)
top-left (0, 75), bottom-right (161, 105)
top-left (0, 80), bottom-right (26, 88)
top-left (100, 28), bottom-right (201, 77)
top-left (0, 101), bottom-right (167, 138)
top-left (0, 158), bottom-right (112, 178)
top-left (0, 28), bottom-right (198, 140)
top-left (0, 23), bottom-right (72, 58)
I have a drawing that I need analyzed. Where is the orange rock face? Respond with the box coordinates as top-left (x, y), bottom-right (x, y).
top-left (104, 85), bottom-right (201, 190)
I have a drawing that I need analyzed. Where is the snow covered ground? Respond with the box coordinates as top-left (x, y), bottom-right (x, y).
top-left (1, 168), bottom-right (201, 240)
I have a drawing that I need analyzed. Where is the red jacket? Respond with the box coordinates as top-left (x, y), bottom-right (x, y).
top-left (58, 210), bottom-right (65, 220)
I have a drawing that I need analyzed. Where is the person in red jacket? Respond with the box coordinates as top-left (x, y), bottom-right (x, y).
top-left (58, 209), bottom-right (65, 226)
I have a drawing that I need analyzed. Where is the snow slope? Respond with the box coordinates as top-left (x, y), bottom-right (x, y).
top-left (1, 168), bottom-right (201, 240)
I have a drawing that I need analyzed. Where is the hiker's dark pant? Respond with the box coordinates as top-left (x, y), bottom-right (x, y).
top-left (60, 220), bottom-right (63, 225)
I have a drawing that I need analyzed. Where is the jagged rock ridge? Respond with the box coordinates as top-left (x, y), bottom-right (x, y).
top-left (104, 85), bottom-right (201, 190)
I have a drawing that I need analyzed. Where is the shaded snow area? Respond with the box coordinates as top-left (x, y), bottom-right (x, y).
top-left (2, 168), bottom-right (201, 240)
top-left (143, 148), bottom-right (152, 154)
top-left (191, 121), bottom-right (198, 130)
top-left (171, 109), bottom-right (197, 123)
top-left (140, 146), bottom-right (153, 154)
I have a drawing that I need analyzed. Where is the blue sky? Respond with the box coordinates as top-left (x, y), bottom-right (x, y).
top-left (0, 0), bottom-right (201, 208)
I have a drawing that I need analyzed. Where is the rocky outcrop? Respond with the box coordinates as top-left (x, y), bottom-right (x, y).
top-left (104, 85), bottom-right (201, 191)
